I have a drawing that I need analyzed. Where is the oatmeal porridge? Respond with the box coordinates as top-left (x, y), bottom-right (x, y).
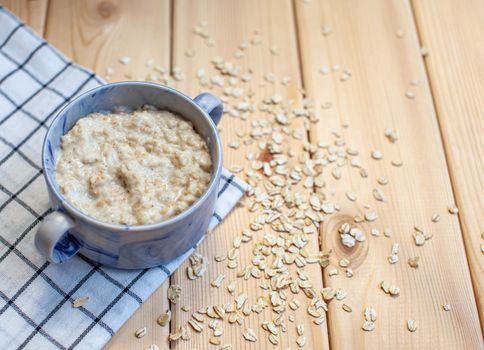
top-left (55, 107), bottom-right (212, 225)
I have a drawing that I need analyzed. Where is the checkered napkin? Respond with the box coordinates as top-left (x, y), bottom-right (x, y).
top-left (0, 7), bottom-right (248, 350)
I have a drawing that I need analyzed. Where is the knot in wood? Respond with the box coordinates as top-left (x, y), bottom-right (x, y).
top-left (97, 1), bottom-right (116, 19)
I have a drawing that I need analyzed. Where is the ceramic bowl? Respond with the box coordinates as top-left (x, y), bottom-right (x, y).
top-left (35, 82), bottom-right (223, 269)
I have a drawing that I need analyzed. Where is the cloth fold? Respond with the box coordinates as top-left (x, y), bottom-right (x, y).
top-left (0, 7), bottom-right (248, 350)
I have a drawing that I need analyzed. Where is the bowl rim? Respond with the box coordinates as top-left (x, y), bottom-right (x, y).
top-left (42, 81), bottom-right (223, 232)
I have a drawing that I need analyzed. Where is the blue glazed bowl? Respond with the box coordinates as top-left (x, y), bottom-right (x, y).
top-left (35, 82), bottom-right (223, 269)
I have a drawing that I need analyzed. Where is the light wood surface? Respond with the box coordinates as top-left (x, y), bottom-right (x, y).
top-left (294, 0), bottom-right (483, 348)
top-left (0, 0), bottom-right (48, 35)
top-left (45, 0), bottom-right (171, 84)
top-left (169, 1), bottom-right (329, 349)
top-left (412, 0), bottom-right (484, 326)
top-left (1, 0), bottom-right (483, 349)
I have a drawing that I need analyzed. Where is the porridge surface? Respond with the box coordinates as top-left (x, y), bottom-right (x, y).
top-left (55, 108), bottom-right (212, 225)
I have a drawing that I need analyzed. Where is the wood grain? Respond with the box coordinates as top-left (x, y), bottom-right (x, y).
top-left (169, 0), bottom-right (329, 349)
top-left (295, 0), bottom-right (483, 348)
top-left (104, 281), bottom-right (170, 350)
top-left (411, 0), bottom-right (484, 327)
top-left (43, 1), bottom-right (172, 349)
top-left (0, 0), bottom-right (48, 35)
top-left (45, 0), bottom-right (171, 83)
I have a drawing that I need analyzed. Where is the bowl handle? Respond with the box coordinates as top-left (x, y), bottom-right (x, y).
top-left (194, 92), bottom-right (223, 125)
top-left (35, 211), bottom-right (80, 263)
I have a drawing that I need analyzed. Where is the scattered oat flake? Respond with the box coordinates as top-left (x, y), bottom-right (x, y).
top-left (188, 318), bottom-right (203, 332)
top-left (405, 90), bottom-right (416, 99)
top-left (371, 150), bottom-right (383, 160)
top-left (407, 319), bottom-right (418, 332)
top-left (118, 56), bottom-right (131, 65)
top-left (230, 165), bottom-right (243, 173)
top-left (243, 328), bottom-right (258, 342)
top-left (296, 324), bottom-right (304, 336)
top-left (157, 310), bottom-right (171, 327)
top-left (408, 256), bottom-right (420, 268)
top-left (341, 233), bottom-right (356, 248)
top-left (206, 37), bottom-right (216, 46)
top-left (342, 304), bottom-right (352, 312)
top-left (388, 254), bottom-right (399, 264)
top-left (340, 73), bottom-right (350, 82)
top-left (448, 204), bottom-right (459, 215)
top-left (410, 79), bottom-right (420, 86)
top-left (389, 285), bottom-right (400, 296)
top-left (335, 288), bottom-right (347, 300)
top-left (378, 176), bottom-right (389, 185)
top-left (135, 327), bottom-right (147, 338)
top-left (281, 76), bottom-right (291, 85)
top-left (319, 66), bottom-right (330, 75)
top-left (268, 334), bottom-right (279, 345)
top-left (72, 296), bottom-right (89, 308)
top-left (380, 280), bottom-right (400, 296)
top-left (339, 258), bottom-right (350, 267)
top-left (364, 307), bottom-right (377, 322)
top-left (373, 188), bottom-right (385, 202)
top-left (442, 303), bottom-right (451, 311)
top-left (211, 274), bottom-right (225, 288)
top-left (346, 191), bottom-right (357, 201)
top-left (167, 284), bottom-right (181, 304)
top-left (414, 231), bottom-right (426, 246)
top-left (421, 46), bottom-right (429, 57)
top-left (251, 35), bottom-right (262, 45)
top-left (270, 45), bottom-right (280, 55)
top-left (145, 345), bottom-right (159, 350)
top-left (185, 49), bottom-right (195, 57)
top-left (431, 213), bottom-right (441, 222)
top-left (384, 128), bottom-right (398, 143)
top-left (362, 321), bottom-right (375, 332)
top-left (321, 24), bottom-right (332, 36)
top-left (297, 335), bottom-right (307, 347)
top-left (365, 211), bottom-right (378, 222)
top-left (209, 336), bottom-right (221, 345)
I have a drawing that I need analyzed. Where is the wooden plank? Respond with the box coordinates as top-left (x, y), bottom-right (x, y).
top-left (0, 0), bottom-right (48, 35)
top-left (102, 280), bottom-right (170, 350)
top-left (411, 0), bottom-right (484, 326)
top-left (169, 0), bottom-right (329, 349)
top-left (44, 1), bottom-right (172, 349)
top-left (45, 0), bottom-right (171, 83)
top-left (104, 281), bottom-right (171, 350)
top-left (294, 0), bottom-right (483, 349)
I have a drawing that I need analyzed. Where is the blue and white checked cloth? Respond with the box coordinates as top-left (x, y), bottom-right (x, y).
top-left (0, 7), bottom-right (248, 350)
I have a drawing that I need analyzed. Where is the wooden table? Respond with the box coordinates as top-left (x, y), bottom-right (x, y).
top-left (2, 0), bottom-right (483, 349)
